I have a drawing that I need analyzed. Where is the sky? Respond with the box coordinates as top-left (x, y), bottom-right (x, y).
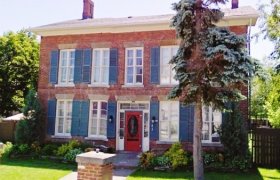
top-left (0, 0), bottom-right (274, 63)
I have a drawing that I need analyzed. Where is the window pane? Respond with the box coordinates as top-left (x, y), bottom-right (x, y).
top-left (127, 50), bottom-right (133, 58)
top-left (136, 49), bottom-right (142, 57)
top-left (69, 68), bottom-right (74, 82)
top-left (170, 121), bottom-right (178, 140)
top-left (101, 102), bottom-right (107, 110)
top-left (127, 75), bottom-right (133, 83)
top-left (58, 118), bottom-right (64, 133)
top-left (94, 51), bottom-right (101, 66)
top-left (136, 75), bottom-right (142, 83)
top-left (162, 48), bottom-right (171, 64)
top-left (136, 58), bottom-right (142, 65)
top-left (60, 68), bottom-right (67, 82)
top-left (103, 50), bottom-right (109, 60)
top-left (127, 58), bottom-right (133, 66)
top-left (102, 67), bottom-right (109, 83)
top-left (65, 118), bottom-right (71, 133)
top-left (136, 67), bottom-right (142, 75)
top-left (160, 121), bottom-right (169, 140)
top-left (93, 67), bottom-right (100, 83)
top-left (127, 67), bottom-right (133, 75)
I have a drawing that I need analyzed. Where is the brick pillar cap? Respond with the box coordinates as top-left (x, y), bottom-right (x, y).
top-left (76, 152), bottom-right (116, 165)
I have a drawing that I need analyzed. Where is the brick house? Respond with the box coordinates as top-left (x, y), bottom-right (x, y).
top-left (31, 0), bottom-right (258, 152)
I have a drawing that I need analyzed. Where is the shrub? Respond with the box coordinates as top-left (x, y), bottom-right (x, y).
top-left (56, 140), bottom-right (81, 157)
top-left (164, 142), bottom-right (189, 170)
top-left (154, 156), bottom-right (170, 168)
top-left (41, 144), bottom-right (59, 156)
top-left (64, 148), bottom-right (83, 162)
top-left (0, 142), bottom-right (13, 159)
top-left (139, 151), bottom-right (156, 169)
top-left (18, 144), bottom-right (31, 155)
top-left (31, 141), bottom-right (41, 156)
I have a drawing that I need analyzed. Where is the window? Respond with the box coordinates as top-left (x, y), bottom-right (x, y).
top-left (125, 47), bottom-right (143, 85)
top-left (55, 100), bottom-right (72, 136)
top-left (89, 101), bottom-right (108, 137)
top-left (58, 49), bottom-right (75, 85)
top-left (202, 106), bottom-right (222, 143)
top-left (159, 101), bottom-right (179, 141)
top-left (92, 49), bottom-right (110, 85)
top-left (160, 46), bottom-right (178, 85)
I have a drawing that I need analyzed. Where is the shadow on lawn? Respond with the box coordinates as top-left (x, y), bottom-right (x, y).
top-left (0, 158), bottom-right (76, 171)
top-left (129, 169), bottom-right (265, 180)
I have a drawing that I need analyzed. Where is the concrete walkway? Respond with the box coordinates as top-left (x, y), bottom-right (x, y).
top-left (60, 151), bottom-right (139, 180)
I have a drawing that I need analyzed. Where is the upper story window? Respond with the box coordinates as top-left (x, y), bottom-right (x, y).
top-left (160, 46), bottom-right (178, 85)
top-left (159, 101), bottom-right (179, 141)
top-left (125, 47), bottom-right (143, 85)
top-left (92, 49), bottom-right (110, 85)
top-left (58, 49), bottom-right (75, 85)
top-left (88, 101), bottom-right (108, 137)
top-left (202, 106), bottom-right (222, 143)
top-left (55, 99), bottom-right (72, 136)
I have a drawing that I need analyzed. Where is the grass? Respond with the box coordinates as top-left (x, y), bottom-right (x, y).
top-left (0, 158), bottom-right (76, 180)
top-left (128, 168), bottom-right (280, 180)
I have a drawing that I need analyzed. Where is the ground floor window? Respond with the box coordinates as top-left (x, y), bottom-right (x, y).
top-left (88, 101), bottom-right (108, 137)
top-left (202, 106), bottom-right (222, 143)
top-left (55, 100), bottom-right (72, 136)
top-left (159, 101), bottom-right (179, 141)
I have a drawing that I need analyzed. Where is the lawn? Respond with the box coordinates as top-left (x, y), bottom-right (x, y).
top-left (128, 168), bottom-right (280, 180)
top-left (0, 158), bottom-right (76, 180)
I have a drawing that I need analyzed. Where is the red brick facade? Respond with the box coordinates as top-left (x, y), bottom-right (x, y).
top-left (38, 26), bottom-right (249, 150)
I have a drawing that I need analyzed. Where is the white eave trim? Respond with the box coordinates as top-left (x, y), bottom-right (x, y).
top-left (31, 15), bottom-right (258, 37)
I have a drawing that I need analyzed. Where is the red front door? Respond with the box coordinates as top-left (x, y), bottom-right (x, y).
top-left (125, 112), bottom-right (142, 152)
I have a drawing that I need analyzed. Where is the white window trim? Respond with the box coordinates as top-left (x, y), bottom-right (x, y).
top-left (91, 48), bottom-right (110, 85)
top-left (125, 47), bottom-right (144, 85)
top-left (201, 106), bottom-right (222, 144)
top-left (55, 99), bottom-right (72, 137)
top-left (159, 101), bottom-right (179, 142)
top-left (160, 46), bottom-right (179, 85)
top-left (88, 100), bottom-right (108, 138)
top-left (57, 49), bottom-right (75, 86)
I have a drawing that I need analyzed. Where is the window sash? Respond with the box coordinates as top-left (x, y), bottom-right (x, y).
top-left (89, 101), bottom-right (108, 137)
top-left (58, 50), bottom-right (75, 85)
top-left (92, 49), bottom-right (110, 84)
top-left (125, 48), bottom-right (143, 85)
top-left (55, 100), bottom-right (72, 136)
top-left (160, 46), bottom-right (178, 85)
top-left (159, 101), bottom-right (179, 141)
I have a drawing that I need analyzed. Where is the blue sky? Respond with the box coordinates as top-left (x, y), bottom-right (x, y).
top-left (0, 0), bottom-right (274, 62)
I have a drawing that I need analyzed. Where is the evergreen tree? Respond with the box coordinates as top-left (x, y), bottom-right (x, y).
top-left (15, 89), bottom-right (43, 144)
top-left (168, 0), bottom-right (259, 179)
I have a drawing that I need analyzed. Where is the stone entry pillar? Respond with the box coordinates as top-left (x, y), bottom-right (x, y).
top-left (76, 151), bottom-right (116, 180)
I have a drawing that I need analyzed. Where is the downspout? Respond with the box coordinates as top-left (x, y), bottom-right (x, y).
top-left (247, 18), bottom-right (252, 131)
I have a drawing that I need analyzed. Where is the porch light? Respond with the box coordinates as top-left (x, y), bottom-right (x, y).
top-left (151, 116), bottom-right (158, 124)
top-left (108, 115), bottom-right (113, 123)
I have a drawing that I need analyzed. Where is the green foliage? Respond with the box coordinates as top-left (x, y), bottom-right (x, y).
top-left (164, 143), bottom-right (189, 170)
top-left (0, 30), bottom-right (39, 116)
top-left (168, 0), bottom-right (259, 109)
top-left (64, 148), bottom-right (83, 162)
top-left (265, 73), bottom-right (280, 127)
top-left (41, 144), bottom-right (59, 156)
top-left (15, 89), bottom-right (43, 144)
top-left (18, 144), bottom-right (31, 155)
top-left (224, 153), bottom-right (252, 171)
top-left (153, 156), bottom-right (171, 168)
top-left (139, 151), bottom-right (156, 169)
top-left (56, 140), bottom-right (80, 157)
top-left (0, 142), bottom-right (13, 159)
top-left (220, 103), bottom-right (247, 159)
top-left (203, 152), bottom-right (223, 166)
top-left (251, 75), bottom-right (270, 119)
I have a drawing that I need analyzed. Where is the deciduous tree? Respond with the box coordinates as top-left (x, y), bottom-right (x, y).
top-left (0, 30), bottom-right (39, 117)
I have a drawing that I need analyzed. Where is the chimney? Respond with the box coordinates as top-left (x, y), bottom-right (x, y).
top-left (232, 0), bottom-right (238, 9)
top-left (83, 0), bottom-right (94, 19)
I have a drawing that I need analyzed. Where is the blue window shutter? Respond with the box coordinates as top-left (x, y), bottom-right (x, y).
top-left (109, 48), bottom-right (118, 85)
top-left (179, 103), bottom-right (188, 141)
top-left (47, 99), bottom-right (56, 135)
top-left (79, 100), bottom-right (90, 136)
top-left (74, 49), bottom-right (83, 84)
top-left (49, 50), bottom-right (59, 84)
top-left (82, 49), bottom-right (92, 83)
top-left (186, 105), bottom-right (194, 142)
top-left (107, 101), bottom-right (117, 138)
top-left (150, 101), bottom-right (159, 140)
top-left (150, 47), bottom-right (160, 84)
top-left (71, 101), bottom-right (80, 136)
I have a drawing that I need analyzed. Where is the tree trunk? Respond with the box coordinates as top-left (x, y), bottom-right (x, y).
top-left (193, 101), bottom-right (204, 180)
